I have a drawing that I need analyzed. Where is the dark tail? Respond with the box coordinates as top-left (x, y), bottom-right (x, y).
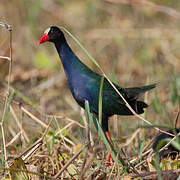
top-left (138, 84), bottom-right (156, 92)
top-left (129, 100), bottom-right (148, 114)
top-left (125, 84), bottom-right (156, 100)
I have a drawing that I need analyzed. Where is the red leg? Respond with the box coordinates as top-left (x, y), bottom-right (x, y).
top-left (105, 131), bottom-right (113, 166)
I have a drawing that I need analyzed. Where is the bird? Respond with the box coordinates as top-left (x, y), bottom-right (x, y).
top-left (153, 128), bottom-right (180, 158)
top-left (39, 26), bottom-right (156, 166)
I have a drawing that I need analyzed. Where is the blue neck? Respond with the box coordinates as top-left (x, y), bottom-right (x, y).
top-left (55, 41), bottom-right (73, 69)
top-left (54, 40), bottom-right (89, 74)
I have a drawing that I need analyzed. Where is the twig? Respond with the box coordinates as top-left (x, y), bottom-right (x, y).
top-left (54, 142), bottom-right (89, 178)
top-left (0, 22), bottom-right (13, 172)
top-left (0, 56), bottom-right (11, 61)
top-left (7, 23), bottom-right (12, 92)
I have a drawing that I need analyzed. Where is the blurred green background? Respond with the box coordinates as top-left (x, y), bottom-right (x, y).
top-left (0, 0), bottom-right (180, 154)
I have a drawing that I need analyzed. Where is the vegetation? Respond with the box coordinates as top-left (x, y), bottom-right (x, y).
top-left (0, 0), bottom-right (180, 179)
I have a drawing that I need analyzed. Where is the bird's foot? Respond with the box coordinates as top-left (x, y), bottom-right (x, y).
top-left (105, 152), bottom-right (113, 167)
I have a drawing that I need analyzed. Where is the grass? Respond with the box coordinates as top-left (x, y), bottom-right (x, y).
top-left (0, 0), bottom-right (180, 179)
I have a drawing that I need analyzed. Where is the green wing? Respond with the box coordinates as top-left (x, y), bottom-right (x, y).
top-left (87, 76), bottom-right (128, 115)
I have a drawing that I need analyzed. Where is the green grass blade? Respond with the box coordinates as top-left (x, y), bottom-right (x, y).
top-left (85, 100), bottom-right (92, 126)
top-left (61, 27), bottom-right (103, 71)
top-left (1, 143), bottom-right (5, 168)
top-left (137, 140), bottom-right (144, 161)
top-left (98, 76), bottom-right (104, 127)
top-left (4, 89), bottom-right (15, 121)
top-left (51, 127), bottom-right (55, 155)
top-left (85, 100), bottom-right (93, 149)
top-left (45, 136), bottom-right (50, 155)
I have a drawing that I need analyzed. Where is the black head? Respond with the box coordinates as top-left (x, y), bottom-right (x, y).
top-left (39, 26), bottom-right (66, 44)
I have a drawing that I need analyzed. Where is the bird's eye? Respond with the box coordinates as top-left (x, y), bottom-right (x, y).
top-left (51, 31), bottom-right (55, 34)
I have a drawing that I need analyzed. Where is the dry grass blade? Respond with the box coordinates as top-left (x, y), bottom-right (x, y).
top-left (19, 105), bottom-right (48, 128)
top-left (22, 143), bottom-right (42, 162)
top-left (5, 132), bottom-right (21, 148)
top-left (10, 106), bottom-right (29, 142)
